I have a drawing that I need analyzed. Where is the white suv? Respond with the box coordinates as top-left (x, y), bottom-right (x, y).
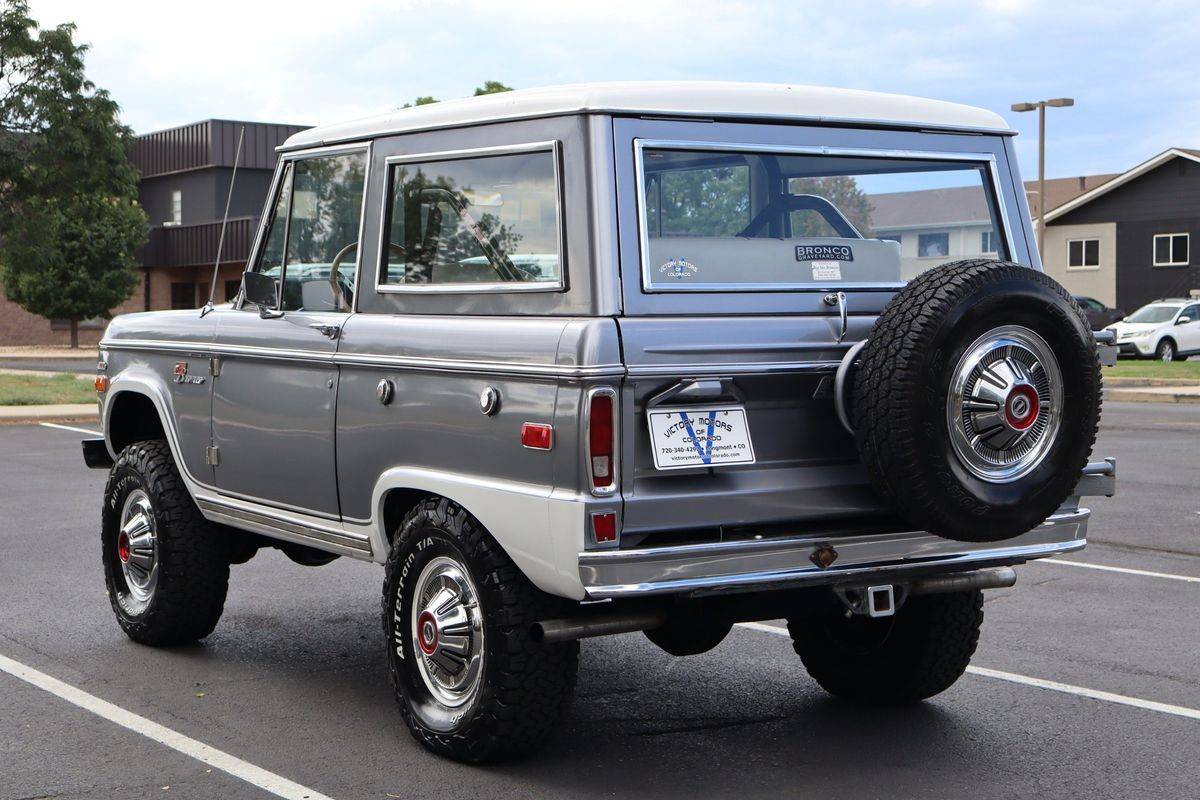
top-left (1108, 299), bottom-right (1200, 361)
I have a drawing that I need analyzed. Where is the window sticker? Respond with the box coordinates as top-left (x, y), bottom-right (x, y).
top-left (810, 260), bottom-right (842, 281)
top-left (659, 258), bottom-right (699, 279)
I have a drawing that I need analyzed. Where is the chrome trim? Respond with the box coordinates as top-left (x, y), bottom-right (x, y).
top-left (833, 338), bottom-right (869, 435)
top-left (374, 140), bottom-right (566, 295)
top-left (633, 139), bottom-right (1017, 293)
top-left (578, 508), bottom-right (1088, 599)
top-left (584, 386), bottom-right (619, 498)
top-left (99, 339), bottom-right (625, 379)
top-left (626, 360), bottom-right (842, 377)
top-left (196, 498), bottom-right (372, 557)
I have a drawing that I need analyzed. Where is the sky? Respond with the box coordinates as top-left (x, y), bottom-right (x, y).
top-left (23, 0), bottom-right (1200, 182)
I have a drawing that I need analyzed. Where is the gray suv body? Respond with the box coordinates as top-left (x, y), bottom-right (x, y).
top-left (86, 82), bottom-right (1115, 763)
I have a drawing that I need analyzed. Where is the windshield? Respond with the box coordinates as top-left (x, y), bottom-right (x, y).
top-left (639, 146), bottom-right (1008, 290)
top-left (1125, 304), bottom-right (1180, 324)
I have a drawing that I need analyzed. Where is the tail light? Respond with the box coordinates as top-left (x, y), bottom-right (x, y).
top-left (587, 388), bottom-right (617, 495)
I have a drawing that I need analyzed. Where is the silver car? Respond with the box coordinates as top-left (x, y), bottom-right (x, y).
top-left (84, 82), bottom-right (1115, 763)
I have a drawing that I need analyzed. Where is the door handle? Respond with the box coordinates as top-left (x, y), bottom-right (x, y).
top-left (308, 323), bottom-right (341, 339)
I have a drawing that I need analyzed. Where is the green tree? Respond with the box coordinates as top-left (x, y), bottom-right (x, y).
top-left (402, 80), bottom-right (513, 108)
top-left (0, 0), bottom-right (146, 347)
top-left (473, 80), bottom-right (512, 96)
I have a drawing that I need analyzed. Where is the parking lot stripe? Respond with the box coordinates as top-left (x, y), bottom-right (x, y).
top-left (1039, 558), bottom-right (1200, 584)
top-left (0, 652), bottom-right (336, 800)
top-left (38, 421), bottom-right (102, 436)
top-left (736, 622), bottom-right (1200, 722)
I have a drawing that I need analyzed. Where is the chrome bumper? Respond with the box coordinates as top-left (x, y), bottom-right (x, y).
top-left (579, 507), bottom-right (1089, 600)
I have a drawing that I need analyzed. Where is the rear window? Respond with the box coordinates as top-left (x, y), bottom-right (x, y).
top-left (638, 144), bottom-right (1009, 291)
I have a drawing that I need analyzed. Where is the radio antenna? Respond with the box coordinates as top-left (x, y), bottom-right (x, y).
top-left (201, 124), bottom-right (246, 317)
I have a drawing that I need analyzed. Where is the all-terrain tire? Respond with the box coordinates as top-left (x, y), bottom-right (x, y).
top-left (382, 498), bottom-right (579, 763)
top-left (852, 259), bottom-right (1101, 542)
top-left (101, 440), bottom-right (230, 645)
top-left (788, 590), bottom-right (984, 705)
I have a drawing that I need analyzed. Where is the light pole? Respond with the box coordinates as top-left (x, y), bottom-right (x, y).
top-left (1011, 98), bottom-right (1074, 261)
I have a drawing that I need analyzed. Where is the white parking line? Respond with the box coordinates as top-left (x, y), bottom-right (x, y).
top-left (1038, 558), bottom-right (1200, 584)
top-left (38, 422), bottom-right (101, 436)
top-left (0, 652), bottom-right (335, 800)
top-left (736, 622), bottom-right (1200, 722)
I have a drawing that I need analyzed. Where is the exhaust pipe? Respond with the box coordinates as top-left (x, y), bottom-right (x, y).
top-left (907, 566), bottom-right (1017, 596)
top-left (531, 608), bottom-right (669, 644)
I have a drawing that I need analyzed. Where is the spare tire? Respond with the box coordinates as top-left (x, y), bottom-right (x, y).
top-left (852, 259), bottom-right (1101, 542)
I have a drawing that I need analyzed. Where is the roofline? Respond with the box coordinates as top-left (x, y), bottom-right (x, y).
top-left (279, 109), bottom-right (1015, 153)
top-left (1044, 148), bottom-right (1200, 223)
top-left (136, 118), bottom-right (311, 139)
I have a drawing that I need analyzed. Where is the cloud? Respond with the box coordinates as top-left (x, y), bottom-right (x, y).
top-left (23, 0), bottom-right (1200, 179)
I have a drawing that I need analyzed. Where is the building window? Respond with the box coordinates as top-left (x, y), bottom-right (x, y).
top-left (170, 282), bottom-right (195, 310)
top-left (224, 279), bottom-right (241, 302)
top-left (918, 232), bottom-right (949, 258)
top-left (165, 190), bottom-right (182, 226)
top-left (981, 230), bottom-right (999, 254)
top-left (1068, 238), bottom-right (1100, 269)
top-left (1153, 233), bottom-right (1189, 266)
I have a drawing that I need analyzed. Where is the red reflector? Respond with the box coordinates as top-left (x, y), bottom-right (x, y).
top-left (588, 393), bottom-right (614, 489)
top-left (592, 512), bottom-right (617, 543)
top-left (521, 422), bottom-right (553, 450)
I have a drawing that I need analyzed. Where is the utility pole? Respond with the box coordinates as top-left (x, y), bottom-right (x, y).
top-left (1011, 98), bottom-right (1074, 261)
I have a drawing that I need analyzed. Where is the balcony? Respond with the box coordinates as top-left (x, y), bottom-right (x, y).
top-left (138, 216), bottom-right (258, 269)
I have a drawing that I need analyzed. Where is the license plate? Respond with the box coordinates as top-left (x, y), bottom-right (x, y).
top-left (646, 406), bottom-right (756, 471)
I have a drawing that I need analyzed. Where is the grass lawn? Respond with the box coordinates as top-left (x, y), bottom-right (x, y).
top-left (0, 373), bottom-right (95, 406)
top-left (1106, 360), bottom-right (1200, 380)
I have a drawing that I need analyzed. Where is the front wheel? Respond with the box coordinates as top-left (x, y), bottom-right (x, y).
top-left (102, 440), bottom-right (231, 645)
top-left (1156, 339), bottom-right (1177, 362)
top-left (787, 590), bottom-right (983, 705)
top-left (382, 499), bottom-right (578, 763)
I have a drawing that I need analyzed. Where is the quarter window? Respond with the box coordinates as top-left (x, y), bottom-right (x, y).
top-left (1153, 233), bottom-right (1189, 266)
top-left (380, 146), bottom-right (562, 289)
top-left (1068, 238), bottom-right (1100, 269)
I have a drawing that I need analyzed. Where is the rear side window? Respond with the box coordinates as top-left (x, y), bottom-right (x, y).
top-left (638, 144), bottom-right (1009, 291)
top-left (379, 144), bottom-right (563, 291)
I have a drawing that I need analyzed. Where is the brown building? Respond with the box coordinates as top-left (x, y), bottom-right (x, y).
top-left (0, 119), bottom-right (307, 346)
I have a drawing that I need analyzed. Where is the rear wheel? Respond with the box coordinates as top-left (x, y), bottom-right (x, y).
top-left (383, 498), bottom-right (578, 763)
top-left (788, 590), bottom-right (983, 705)
top-left (102, 440), bottom-right (230, 645)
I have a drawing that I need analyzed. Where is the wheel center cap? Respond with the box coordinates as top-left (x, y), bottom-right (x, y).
top-left (417, 610), bottom-right (438, 656)
top-left (117, 532), bottom-right (131, 563)
top-left (1004, 384), bottom-right (1039, 431)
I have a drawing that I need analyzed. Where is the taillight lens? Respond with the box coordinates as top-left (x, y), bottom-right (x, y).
top-left (588, 392), bottom-right (614, 492)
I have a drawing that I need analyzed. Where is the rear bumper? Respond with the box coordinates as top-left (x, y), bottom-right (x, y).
top-left (578, 507), bottom-right (1088, 599)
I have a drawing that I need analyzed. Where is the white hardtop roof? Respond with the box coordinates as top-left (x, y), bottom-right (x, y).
top-left (282, 82), bottom-right (1011, 150)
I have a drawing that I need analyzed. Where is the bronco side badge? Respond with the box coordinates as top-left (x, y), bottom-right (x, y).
top-left (173, 362), bottom-right (206, 385)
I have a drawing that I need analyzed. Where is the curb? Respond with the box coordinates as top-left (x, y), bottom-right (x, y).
top-left (1107, 389), bottom-right (1200, 404)
top-left (1105, 377), bottom-right (1200, 387)
top-left (0, 404), bottom-right (99, 425)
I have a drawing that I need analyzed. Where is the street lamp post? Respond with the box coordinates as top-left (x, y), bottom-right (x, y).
top-left (1011, 98), bottom-right (1074, 262)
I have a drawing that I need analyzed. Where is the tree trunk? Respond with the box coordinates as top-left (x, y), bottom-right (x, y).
top-left (69, 317), bottom-right (79, 349)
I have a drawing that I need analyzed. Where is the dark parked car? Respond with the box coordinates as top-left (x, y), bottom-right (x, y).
top-left (1074, 295), bottom-right (1125, 330)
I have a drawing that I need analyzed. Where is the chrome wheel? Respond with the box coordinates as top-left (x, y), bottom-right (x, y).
top-left (947, 325), bottom-right (1063, 483)
top-left (116, 489), bottom-right (158, 613)
top-left (411, 556), bottom-right (484, 709)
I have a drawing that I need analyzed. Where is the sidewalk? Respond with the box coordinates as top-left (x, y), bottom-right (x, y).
top-left (1106, 385), bottom-right (1200, 404)
top-left (0, 347), bottom-right (100, 360)
top-left (0, 404), bottom-right (98, 424)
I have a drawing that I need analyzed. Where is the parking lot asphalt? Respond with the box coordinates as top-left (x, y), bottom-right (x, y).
top-left (1, 402), bottom-right (1197, 800)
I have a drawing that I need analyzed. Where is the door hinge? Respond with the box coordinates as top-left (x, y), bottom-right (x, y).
top-left (205, 446), bottom-right (220, 466)
top-left (209, 357), bottom-right (221, 377)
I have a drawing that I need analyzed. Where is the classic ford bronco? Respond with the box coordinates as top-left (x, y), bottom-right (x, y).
top-left (85, 82), bottom-right (1116, 763)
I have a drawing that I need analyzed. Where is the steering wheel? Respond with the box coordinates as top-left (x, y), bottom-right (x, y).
top-left (328, 242), bottom-right (407, 310)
